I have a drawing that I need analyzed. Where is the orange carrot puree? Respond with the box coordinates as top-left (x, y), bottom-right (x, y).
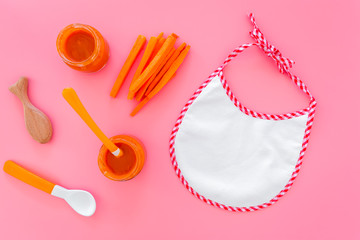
top-left (65, 30), bottom-right (95, 62)
top-left (105, 142), bottom-right (137, 175)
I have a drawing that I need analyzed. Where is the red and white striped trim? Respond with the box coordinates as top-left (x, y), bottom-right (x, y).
top-left (169, 14), bottom-right (317, 212)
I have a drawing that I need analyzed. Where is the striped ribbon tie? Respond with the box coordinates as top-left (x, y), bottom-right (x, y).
top-left (249, 13), bottom-right (295, 74)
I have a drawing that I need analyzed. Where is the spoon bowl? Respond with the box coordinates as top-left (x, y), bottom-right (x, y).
top-left (51, 185), bottom-right (96, 216)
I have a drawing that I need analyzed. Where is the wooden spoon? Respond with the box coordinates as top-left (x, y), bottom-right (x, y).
top-left (9, 77), bottom-right (53, 143)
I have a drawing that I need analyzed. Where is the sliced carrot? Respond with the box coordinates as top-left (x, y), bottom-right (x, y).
top-left (134, 79), bottom-right (149, 101)
top-left (135, 47), bottom-right (175, 101)
top-left (130, 73), bottom-right (176, 117)
top-left (129, 33), bottom-right (178, 94)
top-left (127, 36), bottom-right (158, 99)
top-left (157, 32), bottom-right (164, 38)
top-left (110, 35), bottom-right (146, 97)
top-left (153, 32), bottom-right (165, 52)
top-left (130, 97), bottom-right (150, 116)
top-left (145, 42), bottom-right (186, 96)
top-left (131, 33), bottom-right (163, 85)
top-left (131, 36), bottom-right (166, 101)
top-left (132, 46), bottom-right (190, 115)
top-left (142, 34), bottom-right (164, 72)
top-left (147, 35), bottom-right (165, 65)
top-left (148, 45), bottom-right (190, 99)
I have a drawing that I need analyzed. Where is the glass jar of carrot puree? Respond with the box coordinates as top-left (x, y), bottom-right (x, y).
top-left (56, 24), bottom-right (109, 72)
top-left (98, 135), bottom-right (145, 181)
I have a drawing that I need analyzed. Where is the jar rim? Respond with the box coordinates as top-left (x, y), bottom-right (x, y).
top-left (56, 23), bottom-right (101, 67)
top-left (98, 135), bottom-right (145, 181)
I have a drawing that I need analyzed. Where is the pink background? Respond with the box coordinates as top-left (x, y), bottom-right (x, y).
top-left (1, 0), bottom-right (359, 239)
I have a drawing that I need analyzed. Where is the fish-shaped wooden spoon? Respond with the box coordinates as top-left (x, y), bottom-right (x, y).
top-left (9, 77), bottom-right (53, 143)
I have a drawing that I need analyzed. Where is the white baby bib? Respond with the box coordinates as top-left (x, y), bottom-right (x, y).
top-left (169, 14), bottom-right (316, 211)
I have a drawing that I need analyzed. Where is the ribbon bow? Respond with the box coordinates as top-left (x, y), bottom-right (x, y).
top-left (249, 13), bottom-right (295, 74)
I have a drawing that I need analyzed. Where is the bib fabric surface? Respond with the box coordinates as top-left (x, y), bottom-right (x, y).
top-left (169, 14), bottom-right (317, 212)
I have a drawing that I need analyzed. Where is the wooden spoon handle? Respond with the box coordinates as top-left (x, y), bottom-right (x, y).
top-left (9, 77), bottom-right (53, 143)
top-left (3, 160), bottom-right (55, 194)
top-left (8, 77), bottom-right (29, 102)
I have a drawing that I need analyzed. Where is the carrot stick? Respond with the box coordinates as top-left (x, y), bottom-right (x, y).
top-left (130, 33), bottom-right (163, 86)
top-left (110, 35), bottom-right (146, 97)
top-left (131, 46), bottom-right (190, 115)
top-left (135, 47), bottom-right (175, 101)
top-left (157, 32), bottom-right (164, 38)
top-left (130, 34), bottom-right (165, 100)
top-left (130, 97), bottom-right (150, 116)
top-left (127, 36), bottom-right (158, 99)
top-left (134, 77), bottom-right (151, 101)
top-left (147, 34), bottom-right (165, 65)
top-left (130, 73), bottom-right (177, 117)
top-left (148, 46), bottom-right (190, 99)
top-left (141, 34), bottom-right (164, 72)
top-left (129, 33), bottom-right (178, 94)
top-left (138, 37), bottom-right (165, 81)
top-left (145, 43), bottom-right (186, 96)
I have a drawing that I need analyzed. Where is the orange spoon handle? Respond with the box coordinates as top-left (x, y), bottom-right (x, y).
top-left (62, 88), bottom-right (123, 157)
top-left (3, 160), bottom-right (55, 194)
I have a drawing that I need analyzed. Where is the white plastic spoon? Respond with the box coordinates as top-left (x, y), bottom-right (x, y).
top-left (3, 160), bottom-right (96, 217)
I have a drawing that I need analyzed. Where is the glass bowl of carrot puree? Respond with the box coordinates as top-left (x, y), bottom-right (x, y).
top-left (56, 23), bottom-right (109, 72)
top-left (98, 135), bottom-right (145, 181)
